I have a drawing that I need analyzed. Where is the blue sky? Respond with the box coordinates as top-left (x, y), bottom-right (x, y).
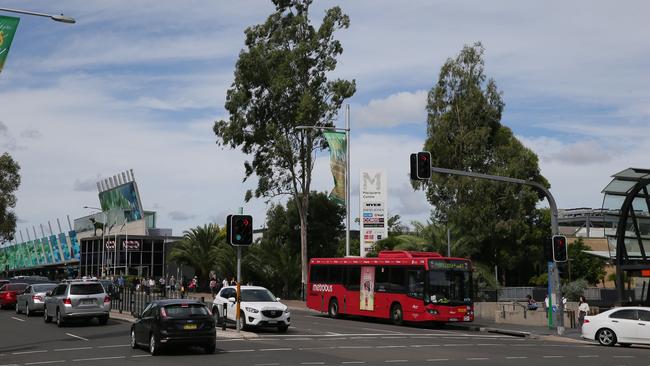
top-left (1, 1), bottom-right (649, 238)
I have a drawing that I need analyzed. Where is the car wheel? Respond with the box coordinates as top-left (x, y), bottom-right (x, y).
top-left (25, 304), bottom-right (31, 317)
top-left (596, 328), bottom-right (617, 346)
top-left (212, 306), bottom-right (222, 325)
top-left (15, 304), bottom-right (21, 314)
top-left (328, 298), bottom-right (339, 319)
top-left (43, 307), bottom-right (51, 323)
top-left (56, 308), bottom-right (65, 328)
top-left (204, 340), bottom-right (216, 354)
top-left (149, 333), bottom-right (161, 356)
top-left (391, 303), bottom-right (404, 326)
top-left (98, 315), bottom-right (109, 325)
top-left (277, 324), bottom-right (289, 333)
top-left (237, 311), bottom-right (247, 330)
top-left (130, 329), bottom-right (138, 349)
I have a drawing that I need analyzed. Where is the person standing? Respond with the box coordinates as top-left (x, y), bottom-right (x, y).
top-left (578, 296), bottom-right (590, 330)
top-left (222, 277), bottom-right (229, 288)
top-left (209, 277), bottom-right (217, 297)
top-left (169, 275), bottom-right (176, 292)
top-left (159, 277), bottom-right (166, 297)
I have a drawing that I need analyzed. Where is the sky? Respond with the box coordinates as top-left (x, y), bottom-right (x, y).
top-left (0, 1), bottom-right (648, 239)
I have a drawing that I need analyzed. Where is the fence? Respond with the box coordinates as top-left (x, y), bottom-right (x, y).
top-left (110, 287), bottom-right (190, 316)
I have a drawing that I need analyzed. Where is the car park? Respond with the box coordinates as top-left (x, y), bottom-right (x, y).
top-left (212, 285), bottom-right (290, 332)
top-left (43, 280), bottom-right (110, 327)
top-left (15, 283), bottom-right (58, 316)
top-left (582, 306), bottom-right (650, 346)
top-left (131, 299), bottom-right (216, 355)
top-left (0, 283), bottom-right (29, 309)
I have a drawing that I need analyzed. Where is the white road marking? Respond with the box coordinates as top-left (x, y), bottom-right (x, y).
top-left (0, 364), bottom-right (19, 366)
top-left (384, 361), bottom-right (408, 363)
top-left (72, 356), bottom-right (125, 362)
top-left (12, 350), bottom-right (47, 355)
top-left (65, 333), bottom-right (89, 341)
top-left (259, 348), bottom-right (293, 351)
top-left (578, 355), bottom-right (599, 358)
top-left (24, 361), bottom-right (65, 365)
top-left (505, 356), bottom-right (528, 359)
top-left (327, 332), bottom-right (342, 335)
top-left (299, 347), bottom-right (337, 351)
top-left (350, 337), bottom-right (377, 340)
top-left (542, 356), bottom-right (564, 358)
top-left (442, 344), bottom-right (465, 346)
top-left (10, 317), bottom-right (25, 322)
top-left (410, 345), bottom-right (440, 348)
top-left (131, 355), bottom-right (151, 358)
top-left (613, 355), bottom-right (635, 358)
top-left (53, 347), bottom-right (92, 352)
top-left (376, 345), bottom-right (406, 348)
top-left (338, 346), bottom-right (373, 349)
top-left (381, 336), bottom-right (406, 339)
top-left (286, 338), bottom-right (314, 341)
top-left (228, 349), bottom-right (255, 353)
top-left (97, 344), bottom-right (129, 348)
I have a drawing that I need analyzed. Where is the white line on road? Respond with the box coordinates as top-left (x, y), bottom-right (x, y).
top-left (376, 345), bottom-right (406, 348)
top-left (131, 355), bottom-right (151, 358)
top-left (65, 333), bottom-right (89, 341)
top-left (338, 346), bottom-right (373, 349)
top-left (53, 347), bottom-right (92, 352)
top-left (259, 348), bottom-right (293, 351)
top-left (24, 361), bottom-right (64, 365)
top-left (299, 347), bottom-right (337, 351)
top-left (12, 350), bottom-right (47, 355)
top-left (228, 349), bottom-right (255, 353)
top-left (384, 360), bottom-right (408, 363)
top-left (612, 355), bottom-right (635, 358)
top-left (72, 356), bottom-right (125, 362)
top-left (542, 356), bottom-right (564, 358)
top-left (410, 345), bottom-right (440, 348)
top-left (97, 344), bottom-right (129, 348)
top-left (10, 316), bottom-right (25, 322)
top-left (505, 356), bottom-right (528, 359)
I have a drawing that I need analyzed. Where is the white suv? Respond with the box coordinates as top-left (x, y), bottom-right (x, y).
top-left (212, 286), bottom-right (290, 332)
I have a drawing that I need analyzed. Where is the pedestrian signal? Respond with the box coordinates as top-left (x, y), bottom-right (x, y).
top-left (552, 235), bottom-right (568, 262)
top-left (227, 214), bottom-right (253, 246)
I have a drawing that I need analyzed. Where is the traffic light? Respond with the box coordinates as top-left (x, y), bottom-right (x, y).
top-left (227, 214), bottom-right (253, 246)
top-left (410, 152), bottom-right (432, 180)
top-left (552, 235), bottom-right (568, 262)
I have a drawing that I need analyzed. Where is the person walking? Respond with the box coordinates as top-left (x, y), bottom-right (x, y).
top-left (159, 277), bottom-right (166, 297)
top-left (578, 296), bottom-right (590, 330)
top-left (209, 277), bottom-right (218, 297)
top-left (169, 275), bottom-right (176, 292)
top-left (222, 277), bottom-right (229, 288)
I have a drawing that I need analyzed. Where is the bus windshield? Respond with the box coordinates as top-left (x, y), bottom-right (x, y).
top-left (427, 260), bottom-right (472, 306)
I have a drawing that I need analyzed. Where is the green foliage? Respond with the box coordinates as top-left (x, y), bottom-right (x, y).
top-left (422, 43), bottom-right (550, 284)
top-left (387, 215), bottom-right (408, 235)
top-left (562, 279), bottom-right (588, 301)
top-left (567, 238), bottom-right (606, 285)
top-left (0, 153), bottom-right (20, 242)
top-left (529, 273), bottom-right (548, 286)
top-left (168, 224), bottom-right (225, 290)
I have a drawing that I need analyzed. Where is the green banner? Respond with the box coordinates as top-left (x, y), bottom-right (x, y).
top-left (0, 16), bottom-right (20, 74)
top-left (323, 131), bottom-right (347, 204)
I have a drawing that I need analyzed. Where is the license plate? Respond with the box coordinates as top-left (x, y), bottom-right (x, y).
top-left (267, 320), bottom-right (276, 324)
top-left (184, 323), bottom-right (197, 330)
top-left (458, 308), bottom-right (466, 313)
top-left (81, 299), bottom-right (94, 305)
top-left (448, 318), bottom-right (458, 322)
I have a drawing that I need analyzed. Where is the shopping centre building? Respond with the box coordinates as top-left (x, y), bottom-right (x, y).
top-left (0, 170), bottom-right (182, 279)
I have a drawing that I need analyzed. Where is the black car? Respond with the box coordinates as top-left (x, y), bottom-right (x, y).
top-left (131, 299), bottom-right (216, 355)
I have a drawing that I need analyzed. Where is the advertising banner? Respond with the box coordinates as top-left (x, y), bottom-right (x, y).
top-left (0, 16), bottom-right (20, 75)
top-left (42, 236), bottom-right (54, 264)
top-left (69, 230), bottom-right (80, 260)
top-left (59, 233), bottom-right (72, 261)
top-left (360, 266), bottom-right (375, 311)
top-left (50, 235), bottom-right (62, 263)
top-left (99, 182), bottom-right (143, 222)
top-left (359, 169), bottom-right (388, 257)
top-left (323, 131), bottom-right (347, 204)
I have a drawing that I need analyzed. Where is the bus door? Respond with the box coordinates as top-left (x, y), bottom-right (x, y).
top-left (373, 266), bottom-right (390, 318)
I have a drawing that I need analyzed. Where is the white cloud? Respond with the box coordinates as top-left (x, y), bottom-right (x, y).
top-left (353, 90), bottom-right (427, 128)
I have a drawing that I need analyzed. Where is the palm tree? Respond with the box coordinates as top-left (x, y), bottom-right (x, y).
top-left (168, 224), bottom-right (224, 291)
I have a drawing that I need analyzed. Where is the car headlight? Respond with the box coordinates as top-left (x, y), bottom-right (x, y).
top-left (284, 308), bottom-right (290, 314)
top-left (245, 307), bottom-right (259, 313)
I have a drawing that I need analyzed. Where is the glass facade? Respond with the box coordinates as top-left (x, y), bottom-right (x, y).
top-left (79, 236), bottom-right (166, 278)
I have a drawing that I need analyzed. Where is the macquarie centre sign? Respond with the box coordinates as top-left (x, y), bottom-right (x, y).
top-left (359, 169), bottom-right (388, 257)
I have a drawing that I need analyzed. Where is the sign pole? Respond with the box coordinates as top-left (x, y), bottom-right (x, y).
top-left (236, 207), bottom-right (243, 333)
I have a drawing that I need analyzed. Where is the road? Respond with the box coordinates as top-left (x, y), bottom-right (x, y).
top-left (1, 307), bottom-right (649, 366)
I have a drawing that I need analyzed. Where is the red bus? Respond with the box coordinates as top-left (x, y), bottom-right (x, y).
top-left (306, 250), bottom-right (473, 324)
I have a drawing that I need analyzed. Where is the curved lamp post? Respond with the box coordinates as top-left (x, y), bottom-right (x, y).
top-left (0, 7), bottom-right (76, 24)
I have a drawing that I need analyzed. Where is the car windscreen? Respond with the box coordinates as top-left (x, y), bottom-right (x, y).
top-left (241, 289), bottom-right (277, 302)
top-left (33, 284), bottom-right (57, 293)
top-left (163, 304), bottom-right (209, 317)
top-left (70, 283), bottom-right (105, 295)
top-left (2, 283), bottom-right (28, 291)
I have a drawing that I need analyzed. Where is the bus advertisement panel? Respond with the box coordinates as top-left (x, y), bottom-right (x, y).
top-left (307, 251), bottom-right (473, 325)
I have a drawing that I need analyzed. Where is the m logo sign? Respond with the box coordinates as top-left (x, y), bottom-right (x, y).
top-left (362, 171), bottom-right (382, 191)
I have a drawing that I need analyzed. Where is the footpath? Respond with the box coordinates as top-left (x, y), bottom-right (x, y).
top-left (110, 294), bottom-right (587, 343)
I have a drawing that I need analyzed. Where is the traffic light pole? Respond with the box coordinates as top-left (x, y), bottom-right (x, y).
top-left (427, 165), bottom-right (565, 335)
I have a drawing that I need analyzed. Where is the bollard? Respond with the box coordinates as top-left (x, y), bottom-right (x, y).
top-left (201, 296), bottom-right (205, 303)
top-left (222, 303), bottom-right (227, 331)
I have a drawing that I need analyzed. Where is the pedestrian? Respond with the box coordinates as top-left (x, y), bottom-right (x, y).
top-left (230, 277), bottom-right (236, 286)
top-left (189, 276), bottom-right (197, 293)
top-left (209, 277), bottom-right (218, 297)
top-left (222, 277), bottom-right (229, 288)
top-left (578, 296), bottom-right (590, 330)
top-left (118, 275), bottom-right (124, 288)
top-left (180, 278), bottom-right (186, 299)
top-left (526, 294), bottom-right (538, 311)
top-left (144, 278), bottom-right (150, 295)
top-left (159, 277), bottom-right (166, 297)
top-left (148, 277), bottom-right (155, 294)
top-left (169, 275), bottom-right (176, 292)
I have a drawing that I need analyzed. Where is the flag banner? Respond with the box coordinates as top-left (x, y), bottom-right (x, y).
top-left (323, 131), bottom-right (347, 204)
top-left (0, 16), bottom-right (20, 74)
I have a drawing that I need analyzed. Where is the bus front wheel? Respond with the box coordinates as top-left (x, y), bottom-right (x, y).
top-left (391, 303), bottom-right (403, 326)
top-left (328, 298), bottom-right (339, 319)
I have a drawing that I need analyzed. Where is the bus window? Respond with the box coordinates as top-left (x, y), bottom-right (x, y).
top-left (407, 269), bottom-right (424, 299)
top-left (310, 265), bottom-right (327, 283)
top-left (328, 266), bottom-right (345, 284)
top-left (375, 266), bottom-right (389, 292)
top-left (389, 267), bottom-right (407, 293)
top-left (347, 267), bottom-right (360, 290)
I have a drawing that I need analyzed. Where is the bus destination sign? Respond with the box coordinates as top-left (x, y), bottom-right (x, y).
top-left (429, 260), bottom-right (468, 271)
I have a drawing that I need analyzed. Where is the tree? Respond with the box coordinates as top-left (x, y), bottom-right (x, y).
top-left (214, 0), bottom-right (355, 295)
top-left (422, 42), bottom-right (549, 283)
top-left (168, 224), bottom-right (224, 290)
top-left (0, 153), bottom-right (20, 242)
top-left (568, 238), bottom-right (606, 285)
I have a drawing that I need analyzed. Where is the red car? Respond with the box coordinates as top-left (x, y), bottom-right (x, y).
top-left (0, 283), bottom-right (29, 309)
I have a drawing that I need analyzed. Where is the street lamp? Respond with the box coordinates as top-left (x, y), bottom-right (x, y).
top-left (0, 7), bottom-right (76, 24)
top-left (84, 206), bottom-right (106, 278)
top-left (296, 104), bottom-right (352, 257)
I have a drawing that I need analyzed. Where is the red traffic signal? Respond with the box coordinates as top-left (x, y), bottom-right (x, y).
top-left (552, 235), bottom-right (568, 262)
top-left (227, 214), bottom-right (253, 246)
top-left (410, 152), bottom-right (432, 180)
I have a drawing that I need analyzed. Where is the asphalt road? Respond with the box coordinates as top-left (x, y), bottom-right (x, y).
top-left (1, 306), bottom-right (649, 366)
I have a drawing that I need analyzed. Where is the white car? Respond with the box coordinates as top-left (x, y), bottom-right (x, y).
top-left (212, 286), bottom-right (290, 332)
top-left (582, 306), bottom-right (650, 346)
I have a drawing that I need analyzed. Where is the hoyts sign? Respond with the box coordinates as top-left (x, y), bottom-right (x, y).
top-left (104, 240), bottom-right (141, 250)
